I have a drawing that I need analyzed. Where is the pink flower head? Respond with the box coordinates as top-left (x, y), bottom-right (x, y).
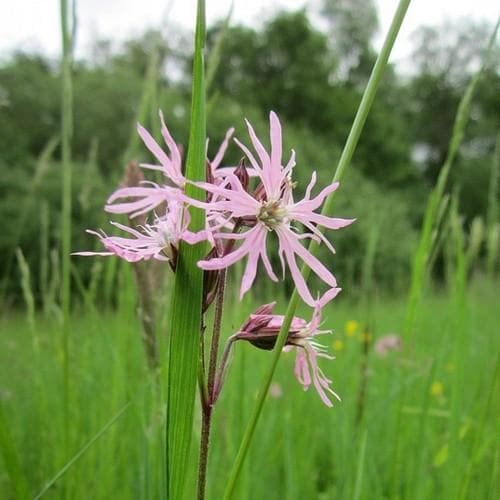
top-left (374, 334), bottom-right (403, 357)
top-left (193, 111), bottom-right (354, 307)
top-left (234, 301), bottom-right (340, 407)
top-left (73, 201), bottom-right (207, 264)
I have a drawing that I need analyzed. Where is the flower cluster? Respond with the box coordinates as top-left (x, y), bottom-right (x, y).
top-left (75, 110), bottom-right (353, 405)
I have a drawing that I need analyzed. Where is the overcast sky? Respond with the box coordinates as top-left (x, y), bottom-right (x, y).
top-left (1, 1), bottom-right (498, 65)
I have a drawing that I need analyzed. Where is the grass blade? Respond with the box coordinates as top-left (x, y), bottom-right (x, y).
top-left (353, 431), bottom-right (368, 500)
top-left (165, 1), bottom-right (207, 498)
top-left (59, 0), bottom-right (74, 461)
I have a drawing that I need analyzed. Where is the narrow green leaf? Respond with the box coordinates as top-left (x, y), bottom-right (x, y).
top-left (165, 1), bottom-right (206, 498)
top-left (353, 431), bottom-right (368, 500)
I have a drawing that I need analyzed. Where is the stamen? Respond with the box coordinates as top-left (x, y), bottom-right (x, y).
top-left (257, 200), bottom-right (288, 230)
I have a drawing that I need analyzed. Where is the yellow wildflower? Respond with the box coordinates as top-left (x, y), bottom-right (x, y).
top-left (430, 381), bottom-right (444, 397)
top-left (344, 320), bottom-right (359, 337)
top-left (332, 339), bottom-right (344, 351)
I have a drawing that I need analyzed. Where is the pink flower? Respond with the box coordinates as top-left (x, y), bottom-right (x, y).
top-left (105, 112), bottom-right (234, 219)
top-left (193, 111), bottom-right (354, 307)
top-left (73, 201), bottom-right (207, 264)
top-left (233, 301), bottom-right (340, 407)
top-left (374, 334), bottom-right (402, 357)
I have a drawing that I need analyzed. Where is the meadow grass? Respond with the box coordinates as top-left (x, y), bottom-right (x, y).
top-left (0, 277), bottom-right (498, 499)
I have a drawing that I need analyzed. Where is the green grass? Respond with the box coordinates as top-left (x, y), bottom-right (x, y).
top-left (0, 278), bottom-right (497, 499)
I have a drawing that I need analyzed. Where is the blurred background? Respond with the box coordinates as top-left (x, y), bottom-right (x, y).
top-left (0, 0), bottom-right (498, 305)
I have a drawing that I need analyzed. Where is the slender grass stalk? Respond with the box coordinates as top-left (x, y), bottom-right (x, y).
top-left (487, 133), bottom-right (500, 277)
top-left (165, 1), bottom-right (207, 498)
top-left (222, 1), bottom-right (412, 497)
top-left (15, 249), bottom-right (36, 336)
top-left (352, 430), bottom-right (368, 500)
top-left (59, 0), bottom-right (74, 466)
top-left (40, 202), bottom-right (51, 314)
top-left (445, 194), bottom-right (468, 499)
top-left (411, 359), bottom-right (436, 500)
top-left (487, 132), bottom-right (500, 230)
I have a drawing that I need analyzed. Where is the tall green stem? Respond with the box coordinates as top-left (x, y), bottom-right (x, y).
top-left (197, 268), bottom-right (227, 500)
top-left (222, 1), bottom-right (412, 497)
top-left (60, 0), bottom-right (73, 461)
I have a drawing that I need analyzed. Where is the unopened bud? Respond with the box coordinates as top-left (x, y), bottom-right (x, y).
top-left (234, 302), bottom-right (306, 350)
top-left (234, 158), bottom-right (250, 192)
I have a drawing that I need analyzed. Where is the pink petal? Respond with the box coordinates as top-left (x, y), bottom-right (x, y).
top-left (240, 231), bottom-right (264, 298)
top-left (301, 213), bottom-right (355, 230)
top-left (276, 229), bottom-right (315, 306)
top-left (292, 182), bottom-right (339, 213)
top-left (198, 225), bottom-right (262, 271)
top-left (159, 111), bottom-right (182, 171)
top-left (211, 127), bottom-right (235, 170)
top-left (317, 287), bottom-right (342, 309)
top-left (245, 118), bottom-right (270, 169)
top-left (304, 171), bottom-right (317, 201)
top-left (137, 123), bottom-right (171, 169)
top-left (269, 111), bottom-right (282, 177)
top-left (278, 227), bottom-right (337, 288)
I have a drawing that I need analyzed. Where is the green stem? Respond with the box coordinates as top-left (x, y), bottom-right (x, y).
top-left (59, 0), bottom-right (73, 464)
top-left (197, 269), bottom-right (227, 500)
top-left (222, 1), bottom-right (412, 497)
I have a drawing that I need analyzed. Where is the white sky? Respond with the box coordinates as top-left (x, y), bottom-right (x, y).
top-left (1, 1), bottom-right (498, 65)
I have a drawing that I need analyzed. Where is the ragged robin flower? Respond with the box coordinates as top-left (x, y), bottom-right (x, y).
top-left (219, 300), bottom-right (341, 407)
top-left (73, 201), bottom-right (208, 266)
top-left (190, 111), bottom-right (354, 307)
top-left (75, 111), bottom-right (231, 265)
